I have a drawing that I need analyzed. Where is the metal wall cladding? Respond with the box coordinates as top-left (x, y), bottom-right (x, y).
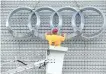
top-left (1, 1), bottom-right (106, 74)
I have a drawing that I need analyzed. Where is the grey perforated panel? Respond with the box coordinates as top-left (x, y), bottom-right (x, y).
top-left (1, 1), bottom-right (106, 74)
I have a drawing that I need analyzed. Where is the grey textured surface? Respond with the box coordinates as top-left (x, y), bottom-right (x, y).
top-left (1, 1), bottom-right (106, 74)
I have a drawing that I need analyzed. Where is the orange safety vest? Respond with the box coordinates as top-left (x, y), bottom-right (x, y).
top-left (45, 34), bottom-right (65, 46)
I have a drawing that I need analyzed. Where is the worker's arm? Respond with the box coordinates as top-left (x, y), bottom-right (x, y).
top-left (45, 32), bottom-right (52, 40)
top-left (61, 34), bottom-right (66, 41)
top-left (45, 33), bottom-right (49, 40)
top-left (45, 32), bottom-right (53, 45)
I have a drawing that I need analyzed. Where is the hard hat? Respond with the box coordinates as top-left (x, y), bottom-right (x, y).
top-left (52, 28), bottom-right (58, 33)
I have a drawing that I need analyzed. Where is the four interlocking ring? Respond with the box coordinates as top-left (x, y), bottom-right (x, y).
top-left (6, 6), bottom-right (106, 40)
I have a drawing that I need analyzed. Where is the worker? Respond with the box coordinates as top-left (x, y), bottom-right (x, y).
top-left (45, 28), bottom-right (65, 46)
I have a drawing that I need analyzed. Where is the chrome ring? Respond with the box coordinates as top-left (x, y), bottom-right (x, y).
top-left (34, 7), bottom-right (56, 39)
top-left (79, 7), bottom-right (106, 39)
top-left (6, 7), bottom-right (34, 38)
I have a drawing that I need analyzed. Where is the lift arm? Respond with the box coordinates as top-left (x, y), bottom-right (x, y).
top-left (2, 59), bottom-right (48, 74)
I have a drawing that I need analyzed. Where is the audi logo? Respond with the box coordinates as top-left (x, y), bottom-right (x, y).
top-left (6, 7), bottom-right (106, 40)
